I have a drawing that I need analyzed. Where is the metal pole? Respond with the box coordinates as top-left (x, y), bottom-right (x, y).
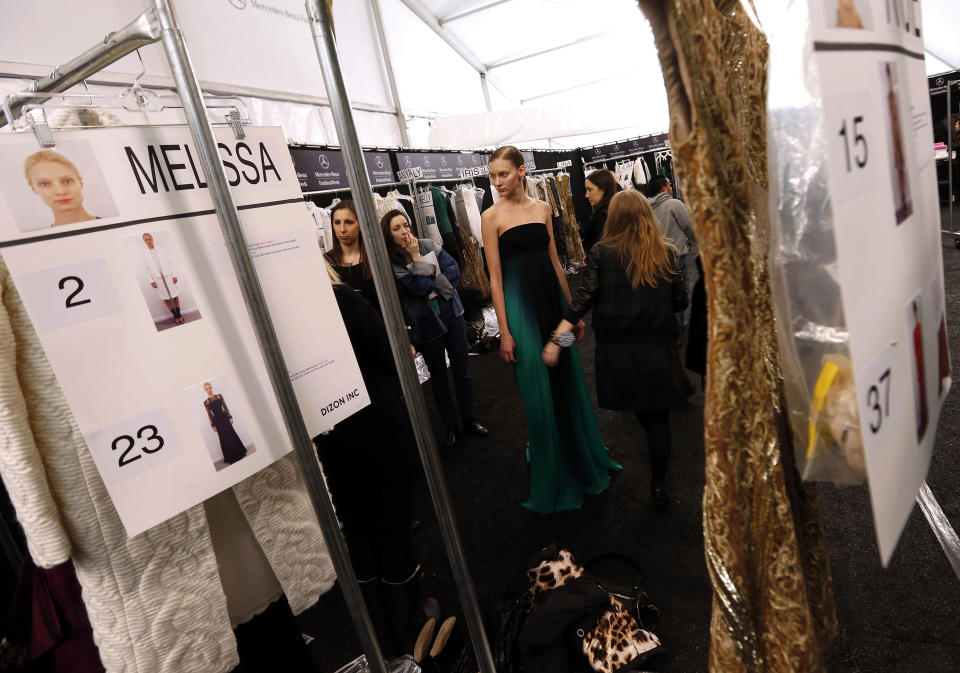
top-left (305, 2), bottom-right (496, 671)
top-left (368, 0), bottom-right (411, 147)
top-left (480, 72), bottom-right (493, 111)
top-left (151, 3), bottom-right (388, 673)
top-left (949, 81), bottom-right (954, 233)
top-left (0, 9), bottom-right (161, 129)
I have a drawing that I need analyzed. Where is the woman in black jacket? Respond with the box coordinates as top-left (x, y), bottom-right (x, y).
top-left (582, 169), bottom-right (621, 253)
top-left (542, 190), bottom-right (688, 511)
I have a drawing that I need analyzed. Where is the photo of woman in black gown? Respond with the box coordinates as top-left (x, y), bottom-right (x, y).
top-left (203, 382), bottom-right (248, 466)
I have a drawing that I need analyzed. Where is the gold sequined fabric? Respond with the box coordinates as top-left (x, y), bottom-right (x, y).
top-left (455, 225), bottom-right (490, 298)
top-left (637, 2), bottom-right (837, 671)
top-left (556, 174), bottom-right (587, 261)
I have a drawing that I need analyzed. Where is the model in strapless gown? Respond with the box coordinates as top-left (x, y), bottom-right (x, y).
top-left (498, 222), bottom-right (621, 513)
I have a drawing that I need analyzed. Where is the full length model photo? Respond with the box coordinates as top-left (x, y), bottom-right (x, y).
top-left (184, 373), bottom-right (256, 472)
top-left (122, 228), bottom-right (203, 332)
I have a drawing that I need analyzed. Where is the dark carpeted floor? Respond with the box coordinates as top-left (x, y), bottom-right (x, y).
top-left (302, 236), bottom-right (960, 672)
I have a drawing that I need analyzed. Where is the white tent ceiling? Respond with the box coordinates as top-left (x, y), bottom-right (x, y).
top-left (377, 0), bottom-right (960, 148)
top-left (0, 0), bottom-right (958, 149)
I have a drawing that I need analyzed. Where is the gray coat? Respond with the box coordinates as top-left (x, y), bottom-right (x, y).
top-left (649, 191), bottom-right (697, 256)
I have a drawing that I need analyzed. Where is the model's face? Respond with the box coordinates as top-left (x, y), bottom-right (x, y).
top-left (332, 208), bottom-right (360, 247)
top-left (389, 214), bottom-right (413, 248)
top-left (585, 179), bottom-right (605, 207)
top-left (142, 233), bottom-right (155, 248)
top-left (204, 383), bottom-right (213, 396)
top-left (489, 158), bottom-right (524, 196)
top-left (28, 161), bottom-right (84, 214)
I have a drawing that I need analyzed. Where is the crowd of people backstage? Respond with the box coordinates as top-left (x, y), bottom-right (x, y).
top-left (310, 147), bottom-right (703, 669)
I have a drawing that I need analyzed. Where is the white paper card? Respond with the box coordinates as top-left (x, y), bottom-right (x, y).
top-left (0, 126), bottom-right (369, 536)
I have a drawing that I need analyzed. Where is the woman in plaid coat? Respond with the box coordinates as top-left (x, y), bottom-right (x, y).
top-left (542, 190), bottom-right (688, 511)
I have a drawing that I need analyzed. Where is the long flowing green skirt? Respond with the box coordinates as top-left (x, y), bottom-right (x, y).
top-left (502, 238), bottom-right (620, 513)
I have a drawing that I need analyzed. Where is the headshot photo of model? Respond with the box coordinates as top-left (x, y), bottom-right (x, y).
top-left (184, 374), bottom-right (256, 472)
top-left (0, 139), bottom-right (118, 235)
top-left (24, 150), bottom-right (98, 227)
top-left (122, 229), bottom-right (202, 332)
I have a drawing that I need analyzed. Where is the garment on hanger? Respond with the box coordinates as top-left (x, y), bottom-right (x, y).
top-left (455, 224), bottom-right (490, 298)
top-left (415, 189), bottom-right (442, 244)
top-left (534, 177), bottom-right (568, 268)
top-left (555, 173), bottom-right (586, 263)
top-left (633, 156), bottom-right (650, 190)
top-left (430, 186), bottom-right (463, 267)
top-left (615, 160), bottom-right (634, 191)
top-left (306, 201), bottom-right (335, 253)
top-left (454, 184), bottom-right (484, 246)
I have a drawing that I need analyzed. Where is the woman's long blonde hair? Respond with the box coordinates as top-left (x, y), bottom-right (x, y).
top-left (600, 190), bottom-right (676, 289)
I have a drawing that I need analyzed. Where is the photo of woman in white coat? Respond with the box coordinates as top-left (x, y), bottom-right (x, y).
top-left (141, 232), bottom-right (185, 326)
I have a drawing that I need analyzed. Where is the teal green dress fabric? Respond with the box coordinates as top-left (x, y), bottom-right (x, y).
top-left (499, 222), bottom-right (621, 513)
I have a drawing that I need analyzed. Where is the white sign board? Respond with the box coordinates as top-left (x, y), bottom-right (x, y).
top-left (801, 0), bottom-right (950, 563)
top-left (0, 126), bottom-right (368, 536)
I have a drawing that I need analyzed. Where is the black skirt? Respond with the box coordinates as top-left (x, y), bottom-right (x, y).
top-left (595, 341), bottom-right (688, 411)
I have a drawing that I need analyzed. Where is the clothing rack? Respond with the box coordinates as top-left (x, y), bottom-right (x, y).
top-left (302, 180), bottom-right (414, 197)
top-left (527, 166), bottom-right (563, 175)
top-left (1, 5), bottom-right (393, 673)
top-left (410, 176), bottom-right (477, 186)
top-left (302, 185), bottom-right (353, 197)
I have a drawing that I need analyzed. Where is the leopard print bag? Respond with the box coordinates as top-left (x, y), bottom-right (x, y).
top-left (528, 548), bottom-right (663, 673)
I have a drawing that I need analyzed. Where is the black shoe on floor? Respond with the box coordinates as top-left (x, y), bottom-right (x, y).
top-left (441, 430), bottom-right (457, 448)
top-left (465, 421), bottom-right (489, 437)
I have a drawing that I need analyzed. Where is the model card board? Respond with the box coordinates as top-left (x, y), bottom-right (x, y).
top-left (0, 125), bottom-right (368, 536)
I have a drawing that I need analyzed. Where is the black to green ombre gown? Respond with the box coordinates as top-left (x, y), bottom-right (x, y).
top-left (499, 222), bottom-right (621, 513)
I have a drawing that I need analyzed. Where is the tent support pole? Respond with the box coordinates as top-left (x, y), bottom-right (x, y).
top-left (153, 2), bottom-right (389, 672)
top-left (369, 0), bottom-right (410, 147)
top-left (305, 2), bottom-right (496, 671)
top-left (481, 73), bottom-right (492, 111)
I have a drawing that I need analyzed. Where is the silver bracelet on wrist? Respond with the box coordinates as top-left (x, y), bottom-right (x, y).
top-left (550, 330), bottom-right (575, 347)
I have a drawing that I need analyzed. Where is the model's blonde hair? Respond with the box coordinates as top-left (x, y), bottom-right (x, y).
top-left (24, 150), bottom-right (81, 184)
top-left (601, 190), bottom-right (676, 289)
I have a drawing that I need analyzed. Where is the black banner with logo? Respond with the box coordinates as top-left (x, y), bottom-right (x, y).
top-left (289, 147), bottom-right (400, 191)
top-left (581, 133), bottom-right (670, 163)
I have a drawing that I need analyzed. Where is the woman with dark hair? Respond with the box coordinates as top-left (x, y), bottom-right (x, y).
top-left (542, 190), bottom-right (688, 511)
top-left (381, 208), bottom-right (488, 448)
top-left (324, 200), bottom-right (379, 310)
top-left (582, 168), bottom-right (621, 252)
top-left (483, 145), bottom-right (620, 514)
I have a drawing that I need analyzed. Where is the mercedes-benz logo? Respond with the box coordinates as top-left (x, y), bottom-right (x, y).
top-left (319, 155), bottom-right (330, 170)
top-left (424, 157), bottom-right (431, 167)
top-left (229, 0), bottom-right (247, 8)
top-left (937, 77), bottom-right (945, 86)
top-left (375, 156), bottom-right (384, 168)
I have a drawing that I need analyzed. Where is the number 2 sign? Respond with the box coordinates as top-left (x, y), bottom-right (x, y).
top-left (17, 258), bottom-right (124, 331)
